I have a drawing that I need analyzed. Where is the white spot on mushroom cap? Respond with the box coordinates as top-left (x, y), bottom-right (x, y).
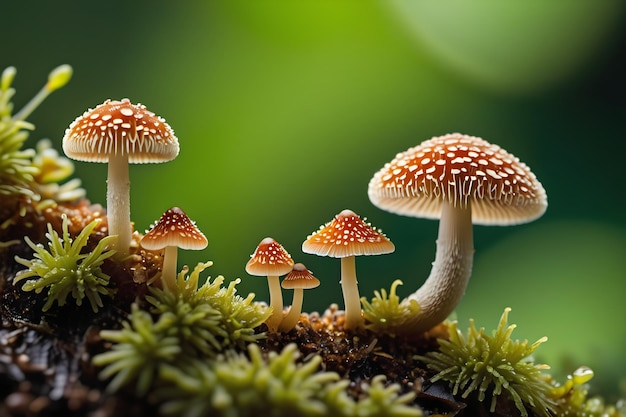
top-left (140, 207), bottom-right (207, 251)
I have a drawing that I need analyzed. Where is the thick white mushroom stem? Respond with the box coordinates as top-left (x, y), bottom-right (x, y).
top-left (265, 276), bottom-right (284, 332)
top-left (341, 256), bottom-right (364, 330)
top-left (408, 200), bottom-right (474, 332)
top-left (161, 246), bottom-right (179, 292)
top-left (279, 289), bottom-right (303, 332)
top-left (106, 152), bottom-right (132, 255)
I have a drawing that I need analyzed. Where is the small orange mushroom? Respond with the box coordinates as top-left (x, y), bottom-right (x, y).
top-left (140, 207), bottom-right (207, 292)
top-left (278, 263), bottom-right (320, 332)
top-left (245, 237), bottom-right (294, 331)
top-left (302, 209), bottom-right (395, 330)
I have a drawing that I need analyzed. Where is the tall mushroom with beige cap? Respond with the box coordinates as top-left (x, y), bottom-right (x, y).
top-left (140, 207), bottom-right (208, 292)
top-left (246, 237), bottom-right (294, 332)
top-left (368, 133), bottom-right (547, 333)
top-left (63, 99), bottom-right (179, 256)
top-left (302, 209), bottom-right (395, 331)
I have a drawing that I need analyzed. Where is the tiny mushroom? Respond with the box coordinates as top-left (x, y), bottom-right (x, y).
top-left (302, 209), bottom-right (395, 331)
top-left (278, 263), bottom-right (320, 333)
top-left (140, 207), bottom-right (208, 292)
top-left (245, 237), bottom-right (294, 332)
top-left (62, 98), bottom-right (179, 255)
top-left (368, 133), bottom-right (547, 333)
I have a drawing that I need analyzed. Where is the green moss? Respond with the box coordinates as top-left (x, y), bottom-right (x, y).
top-left (361, 279), bottom-right (421, 336)
top-left (416, 307), bottom-right (556, 417)
top-left (14, 214), bottom-right (117, 312)
top-left (94, 262), bottom-right (271, 395)
top-left (0, 66), bottom-right (75, 201)
top-left (158, 343), bottom-right (338, 417)
top-left (93, 303), bottom-right (182, 395)
top-left (148, 261), bottom-right (271, 349)
top-left (157, 343), bottom-right (422, 417)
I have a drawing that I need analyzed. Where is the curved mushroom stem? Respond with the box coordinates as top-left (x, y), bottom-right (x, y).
top-left (407, 200), bottom-right (474, 332)
top-left (341, 255), bottom-right (364, 330)
top-left (106, 152), bottom-right (131, 256)
top-left (161, 245), bottom-right (179, 292)
top-left (265, 276), bottom-right (284, 332)
top-left (278, 289), bottom-right (303, 332)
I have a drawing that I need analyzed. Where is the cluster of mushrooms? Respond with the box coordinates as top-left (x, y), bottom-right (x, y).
top-left (62, 99), bottom-right (548, 335)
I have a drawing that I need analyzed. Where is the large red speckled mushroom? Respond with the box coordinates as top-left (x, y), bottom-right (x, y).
top-left (62, 99), bottom-right (179, 255)
top-left (302, 209), bottom-right (395, 330)
top-left (368, 133), bottom-right (547, 332)
top-left (245, 237), bottom-right (294, 332)
top-left (140, 207), bottom-right (207, 292)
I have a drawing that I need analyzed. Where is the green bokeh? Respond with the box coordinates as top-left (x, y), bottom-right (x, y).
top-left (3, 0), bottom-right (625, 390)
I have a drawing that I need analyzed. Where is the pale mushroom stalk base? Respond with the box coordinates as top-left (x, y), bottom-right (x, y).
top-left (341, 256), bottom-right (364, 330)
top-left (407, 200), bottom-right (474, 332)
top-left (278, 289), bottom-right (303, 332)
top-left (266, 276), bottom-right (284, 331)
top-left (161, 245), bottom-right (179, 292)
top-left (106, 152), bottom-right (132, 256)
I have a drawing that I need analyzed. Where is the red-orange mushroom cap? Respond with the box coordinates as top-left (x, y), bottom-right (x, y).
top-left (281, 263), bottom-right (321, 290)
top-left (62, 98), bottom-right (179, 163)
top-left (140, 207), bottom-right (207, 292)
top-left (245, 237), bottom-right (295, 277)
top-left (302, 209), bottom-right (395, 258)
top-left (368, 133), bottom-right (547, 225)
top-left (141, 207), bottom-right (208, 251)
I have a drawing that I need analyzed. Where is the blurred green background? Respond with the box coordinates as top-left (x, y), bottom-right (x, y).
top-left (3, 1), bottom-right (625, 394)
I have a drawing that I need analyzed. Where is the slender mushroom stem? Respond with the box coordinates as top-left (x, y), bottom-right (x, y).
top-left (407, 200), bottom-right (474, 332)
top-left (161, 245), bottom-right (179, 292)
top-left (106, 152), bottom-right (131, 255)
top-left (266, 276), bottom-right (284, 331)
top-left (279, 289), bottom-right (303, 332)
top-left (340, 255), bottom-right (364, 330)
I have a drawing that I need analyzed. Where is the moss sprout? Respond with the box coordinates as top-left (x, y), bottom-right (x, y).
top-left (30, 138), bottom-right (85, 208)
top-left (149, 261), bottom-right (271, 348)
top-left (146, 263), bottom-right (230, 357)
top-left (0, 67), bottom-right (38, 196)
top-left (14, 214), bottom-right (117, 312)
top-left (416, 307), bottom-right (556, 417)
top-left (93, 304), bottom-right (182, 395)
top-left (321, 375), bottom-right (422, 417)
top-left (549, 366), bottom-right (626, 417)
top-left (361, 279), bottom-right (421, 336)
top-left (0, 65), bottom-right (73, 199)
